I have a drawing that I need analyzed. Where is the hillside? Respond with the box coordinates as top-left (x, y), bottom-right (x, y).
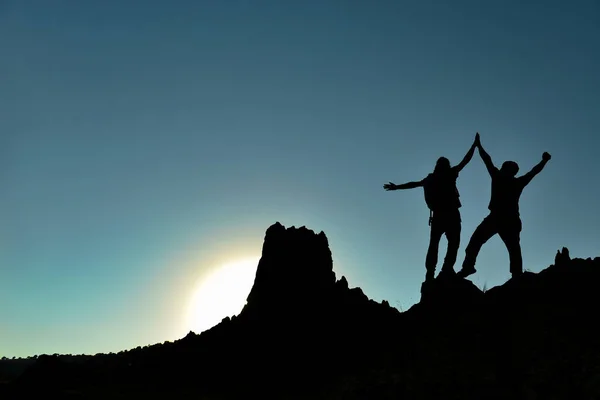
top-left (1, 223), bottom-right (600, 399)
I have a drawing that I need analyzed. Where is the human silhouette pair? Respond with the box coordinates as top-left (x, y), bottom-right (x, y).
top-left (384, 133), bottom-right (551, 282)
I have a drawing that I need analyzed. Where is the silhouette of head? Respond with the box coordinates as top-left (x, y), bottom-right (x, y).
top-left (500, 161), bottom-right (519, 177)
top-left (434, 157), bottom-right (451, 174)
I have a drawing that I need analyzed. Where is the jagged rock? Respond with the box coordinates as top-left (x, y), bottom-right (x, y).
top-left (5, 223), bottom-right (600, 400)
top-left (484, 271), bottom-right (539, 310)
top-left (336, 275), bottom-right (349, 291)
top-left (554, 247), bottom-right (571, 266)
top-left (418, 274), bottom-right (484, 310)
top-left (183, 331), bottom-right (196, 340)
top-left (241, 222), bottom-right (337, 320)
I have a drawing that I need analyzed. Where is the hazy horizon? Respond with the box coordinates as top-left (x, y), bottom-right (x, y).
top-left (1, 0), bottom-right (599, 358)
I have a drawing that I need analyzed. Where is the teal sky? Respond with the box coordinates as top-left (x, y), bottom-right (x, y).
top-left (1, 0), bottom-right (599, 358)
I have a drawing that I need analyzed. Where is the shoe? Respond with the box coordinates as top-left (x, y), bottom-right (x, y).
top-left (437, 269), bottom-right (456, 279)
top-left (456, 267), bottom-right (476, 278)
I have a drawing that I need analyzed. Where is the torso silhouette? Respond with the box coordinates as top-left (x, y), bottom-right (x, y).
top-left (488, 170), bottom-right (527, 216)
top-left (423, 169), bottom-right (461, 212)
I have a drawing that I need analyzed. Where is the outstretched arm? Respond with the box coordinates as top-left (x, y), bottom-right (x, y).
top-left (476, 135), bottom-right (498, 176)
top-left (518, 152), bottom-right (551, 187)
top-left (383, 179), bottom-right (424, 191)
top-left (453, 134), bottom-right (478, 173)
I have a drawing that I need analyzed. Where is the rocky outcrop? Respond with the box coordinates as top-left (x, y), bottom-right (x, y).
top-left (240, 222), bottom-right (337, 320)
top-left (5, 222), bottom-right (600, 400)
top-left (238, 222), bottom-right (399, 328)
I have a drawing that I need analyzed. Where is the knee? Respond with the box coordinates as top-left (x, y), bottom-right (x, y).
top-left (427, 241), bottom-right (440, 251)
top-left (504, 237), bottom-right (522, 253)
top-left (448, 233), bottom-right (460, 245)
top-left (448, 238), bottom-right (460, 251)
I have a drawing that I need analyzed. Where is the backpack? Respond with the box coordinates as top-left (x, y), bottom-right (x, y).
top-left (422, 173), bottom-right (460, 225)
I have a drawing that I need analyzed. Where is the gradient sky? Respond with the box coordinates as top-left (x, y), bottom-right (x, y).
top-left (1, 0), bottom-right (599, 358)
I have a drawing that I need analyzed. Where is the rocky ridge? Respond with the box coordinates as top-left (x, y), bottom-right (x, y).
top-left (1, 224), bottom-right (599, 399)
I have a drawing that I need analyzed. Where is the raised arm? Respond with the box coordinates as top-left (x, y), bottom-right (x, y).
top-left (453, 135), bottom-right (478, 173)
top-left (518, 152), bottom-right (551, 187)
top-left (383, 179), bottom-right (424, 191)
top-left (476, 134), bottom-right (498, 176)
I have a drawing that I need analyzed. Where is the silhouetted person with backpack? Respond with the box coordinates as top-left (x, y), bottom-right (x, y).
top-left (456, 134), bottom-right (551, 279)
top-left (384, 134), bottom-right (478, 282)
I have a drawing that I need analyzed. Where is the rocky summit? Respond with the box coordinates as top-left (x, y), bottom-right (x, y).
top-left (1, 225), bottom-right (600, 400)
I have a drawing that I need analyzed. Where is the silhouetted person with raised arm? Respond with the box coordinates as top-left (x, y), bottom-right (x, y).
top-left (457, 134), bottom-right (551, 279)
top-left (384, 134), bottom-right (478, 282)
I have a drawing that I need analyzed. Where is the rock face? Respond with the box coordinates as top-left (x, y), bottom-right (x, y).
top-left (4, 222), bottom-right (600, 400)
top-left (241, 222), bottom-right (337, 320)
top-left (418, 273), bottom-right (485, 310)
top-left (238, 222), bottom-right (399, 338)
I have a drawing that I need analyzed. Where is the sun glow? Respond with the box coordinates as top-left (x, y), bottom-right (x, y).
top-left (187, 256), bottom-right (259, 334)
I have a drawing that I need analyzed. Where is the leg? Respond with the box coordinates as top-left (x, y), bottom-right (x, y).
top-left (458, 215), bottom-right (498, 277)
top-left (425, 222), bottom-right (444, 281)
top-left (499, 219), bottom-right (523, 275)
top-left (441, 212), bottom-right (462, 272)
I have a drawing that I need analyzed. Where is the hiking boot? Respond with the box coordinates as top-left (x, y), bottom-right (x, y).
top-left (437, 268), bottom-right (456, 279)
top-left (456, 267), bottom-right (476, 278)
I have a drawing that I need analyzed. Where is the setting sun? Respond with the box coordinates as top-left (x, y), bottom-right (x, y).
top-left (187, 256), bottom-right (260, 334)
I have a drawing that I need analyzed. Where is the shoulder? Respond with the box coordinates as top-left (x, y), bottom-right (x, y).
top-left (515, 175), bottom-right (529, 186)
top-left (446, 168), bottom-right (460, 180)
top-left (421, 174), bottom-right (433, 186)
